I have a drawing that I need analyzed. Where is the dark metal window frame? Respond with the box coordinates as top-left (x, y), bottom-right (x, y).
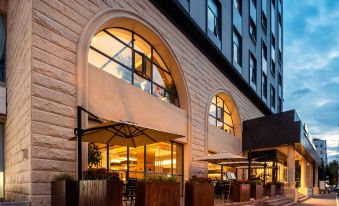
top-left (209, 95), bottom-right (235, 135)
top-left (207, 0), bottom-right (222, 40)
top-left (262, 72), bottom-right (268, 99)
top-left (249, 52), bottom-right (257, 85)
top-left (89, 27), bottom-right (179, 107)
top-left (270, 84), bottom-right (276, 109)
top-left (233, 29), bottom-right (242, 67)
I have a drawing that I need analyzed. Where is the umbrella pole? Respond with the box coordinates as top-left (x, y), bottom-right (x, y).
top-left (248, 149), bottom-right (251, 180)
top-left (77, 106), bottom-right (83, 180)
top-left (106, 144), bottom-right (110, 172)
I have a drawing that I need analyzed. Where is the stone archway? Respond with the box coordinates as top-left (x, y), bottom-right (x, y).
top-left (76, 8), bottom-right (192, 179)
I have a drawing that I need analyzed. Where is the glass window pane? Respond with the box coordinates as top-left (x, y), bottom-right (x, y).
top-left (209, 116), bottom-right (216, 126)
top-left (223, 103), bottom-right (230, 113)
top-left (216, 106), bottom-right (223, 121)
top-left (224, 113), bottom-right (233, 126)
top-left (134, 51), bottom-right (143, 75)
top-left (207, 8), bottom-right (215, 32)
top-left (109, 145), bottom-right (128, 181)
top-left (153, 65), bottom-right (175, 92)
top-left (153, 84), bottom-right (168, 102)
top-left (134, 74), bottom-right (151, 93)
top-left (106, 28), bottom-right (132, 45)
top-left (212, 96), bottom-right (217, 104)
top-left (216, 96), bottom-right (223, 108)
top-left (129, 146), bottom-right (145, 179)
top-left (153, 50), bottom-right (168, 72)
top-left (146, 142), bottom-right (172, 175)
top-left (209, 104), bottom-right (216, 117)
top-left (102, 60), bottom-right (132, 84)
top-left (91, 31), bottom-right (132, 68)
top-left (208, 0), bottom-right (218, 14)
top-left (134, 34), bottom-right (152, 58)
top-left (88, 48), bottom-right (110, 69)
top-left (217, 120), bottom-right (223, 129)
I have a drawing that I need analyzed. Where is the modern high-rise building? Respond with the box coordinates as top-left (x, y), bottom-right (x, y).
top-left (313, 138), bottom-right (328, 165)
top-left (0, 0), bottom-right (320, 205)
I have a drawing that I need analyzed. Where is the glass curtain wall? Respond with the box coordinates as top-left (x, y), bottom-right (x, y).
top-left (251, 160), bottom-right (287, 184)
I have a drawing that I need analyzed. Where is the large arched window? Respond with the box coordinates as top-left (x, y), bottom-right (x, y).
top-left (208, 95), bottom-right (235, 135)
top-left (88, 28), bottom-right (179, 106)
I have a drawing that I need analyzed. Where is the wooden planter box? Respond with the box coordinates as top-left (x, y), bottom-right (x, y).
top-left (80, 180), bottom-right (123, 206)
top-left (276, 184), bottom-right (284, 195)
top-left (250, 184), bottom-right (263, 200)
top-left (232, 184), bottom-right (250, 202)
top-left (136, 182), bottom-right (180, 206)
top-left (264, 184), bottom-right (276, 197)
top-left (185, 182), bottom-right (214, 206)
top-left (51, 181), bottom-right (78, 206)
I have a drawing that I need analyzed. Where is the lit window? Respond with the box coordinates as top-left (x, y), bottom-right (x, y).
top-left (209, 95), bottom-right (235, 135)
top-left (208, 0), bottom-right (221, 39)
top-left (233, 31), bottom-right (242, 66)
top-left (88, 28), bottom-right (179, 106)
top-left (250, 53), bottom-right (257, 85)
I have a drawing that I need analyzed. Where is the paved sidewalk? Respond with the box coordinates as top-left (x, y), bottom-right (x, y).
top-left (296, 192), bottom-right (337, 206)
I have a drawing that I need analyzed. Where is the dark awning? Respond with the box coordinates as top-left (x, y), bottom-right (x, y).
top-left (243, 110), bottom-right (321, 164)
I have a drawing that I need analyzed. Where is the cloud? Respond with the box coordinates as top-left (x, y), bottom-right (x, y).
top-left (290, 88), bottom-right (312, 97)
top-left (284, 0), bottom-right (339, 163)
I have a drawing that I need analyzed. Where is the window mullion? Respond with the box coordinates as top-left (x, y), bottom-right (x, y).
top-left (131, 32), bottom-right (135, 85)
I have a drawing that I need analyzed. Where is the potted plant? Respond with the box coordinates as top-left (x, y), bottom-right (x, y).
top-left (232, 180), bottom-right (250, 202)
top-left (88, 143), bottom-right (102, 168)
top-left (51, 173), bottom-right (78, 206)
top-left (185, 176), bottom-right (214, 206)
top-left (136, 174), bottom-right (180, 206)
top-left (80, 168), bottom-right (123, 206)
top-left (264, 182), bottom-right (276, 197)
top-left (250, 179), bottom-right (263, 200)
top-left (276, 181), bottom-right (284, 195)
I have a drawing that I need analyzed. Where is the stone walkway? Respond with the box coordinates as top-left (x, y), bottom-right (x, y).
top-left (296, 192), bottom-right (337, 206)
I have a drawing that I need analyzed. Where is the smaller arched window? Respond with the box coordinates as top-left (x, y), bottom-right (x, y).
top-left (208, 95), bottom-right (235, 135)
top-left (88, 28), bottom-right (179, 107)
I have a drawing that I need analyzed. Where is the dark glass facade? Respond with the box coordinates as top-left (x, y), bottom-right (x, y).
top-left (152, 0), bottom-right (283, 114)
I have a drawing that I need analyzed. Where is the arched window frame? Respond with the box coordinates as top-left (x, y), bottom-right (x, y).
top-left (208, 95), bottom-right (235, 135)
top-left (88, 27), bottom-right (179, 107)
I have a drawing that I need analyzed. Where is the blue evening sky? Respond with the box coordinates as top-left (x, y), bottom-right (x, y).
top-left (284, 0), bottom-right (339, 162)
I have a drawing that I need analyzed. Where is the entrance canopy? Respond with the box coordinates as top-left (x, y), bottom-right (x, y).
top-left (194, 152), bottom-right (247, 164)
top-left (72, 120), bottom-right (183, 147)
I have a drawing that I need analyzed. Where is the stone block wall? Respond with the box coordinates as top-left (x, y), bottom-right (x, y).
top-left (5, 0), bottom-right (264, 205)
top-left (5, 0), bottom-right (32, 202)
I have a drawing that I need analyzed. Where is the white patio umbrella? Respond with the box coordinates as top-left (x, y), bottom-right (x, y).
top-left (220, 161), bottom-right (264, 167)
top-left (194, 151), bottom-right (247, 164)
top-left (71, 120), bottom-right (184, 147)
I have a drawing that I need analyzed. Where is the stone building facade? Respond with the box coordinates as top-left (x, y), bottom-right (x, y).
top-left (1, 0), bottom-right (279, 205)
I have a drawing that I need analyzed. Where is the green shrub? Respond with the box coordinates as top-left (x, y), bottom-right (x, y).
top-left (53, 173), bottom-right (74, 181)
top-left (186, 175), bottom-right (212, 184)
top-left (139, 174), bottom-right (177, 183)
top-left (83, 168), bottom-right (121, 181)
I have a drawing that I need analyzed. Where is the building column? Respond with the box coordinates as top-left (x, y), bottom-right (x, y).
top-left (287, 146), bottom-right (295, 189)
top-left (285, 146), bottom-right (297, 202)
top-left (314, 162), bottom-right (319, 194)
top-left (300, 158), bottom-right (308, 195)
